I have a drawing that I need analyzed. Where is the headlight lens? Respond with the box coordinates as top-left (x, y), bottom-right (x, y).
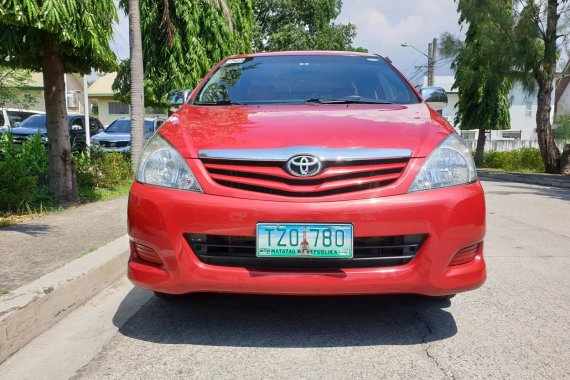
top-left (136, 134), bottom-right (202, 192)
top-left (409, 134), bottom-right (477, 192)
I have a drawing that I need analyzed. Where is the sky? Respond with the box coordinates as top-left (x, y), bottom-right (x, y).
top-left (110, 1), bottom-right (464, 85)
top-left (336, 0), bottom-right (463, 83)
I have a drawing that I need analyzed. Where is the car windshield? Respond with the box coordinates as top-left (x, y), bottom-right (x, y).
top-left (19, 114), bottom-right (47, 130)
top-left (106, 119), bottom-right (155, 134)
top-left (195, 55), bottom-right (420, 106)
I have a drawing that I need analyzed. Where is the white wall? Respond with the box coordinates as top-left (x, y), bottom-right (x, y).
top-left (432, 76), bottom-right (555, 140)
top-left (90, 97), bottom-right (166, 126)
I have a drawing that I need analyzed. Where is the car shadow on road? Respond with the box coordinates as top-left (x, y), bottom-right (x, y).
top-left (113, 291), bottom-right (457, 347)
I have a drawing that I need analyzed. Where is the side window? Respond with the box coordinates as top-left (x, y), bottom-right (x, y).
top-left (70, 118), bottom-right (84, 131)
top-left (0, 111), bottom-right (5, 127)
top-left (89, 118), bottom-right (102, 130)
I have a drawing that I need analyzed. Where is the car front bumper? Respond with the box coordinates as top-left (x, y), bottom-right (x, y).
top-left (127, 181), bottom-right (486, 296)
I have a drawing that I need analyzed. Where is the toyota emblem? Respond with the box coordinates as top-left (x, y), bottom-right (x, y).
top-left (286, 155), bottom-right (323, 177)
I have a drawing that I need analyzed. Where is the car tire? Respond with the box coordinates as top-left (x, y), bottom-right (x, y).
top-left (425, 294), bottom-right (456, 301)
top-left (153, 291), bottom-right (182, 299)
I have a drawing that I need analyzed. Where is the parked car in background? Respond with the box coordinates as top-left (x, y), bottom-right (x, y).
top-left (91, 117), bottom-right (165, 152)
top-left (9, 114), bottom-right (103, 149)
top-left (0, 108), bottom-right (43, 131)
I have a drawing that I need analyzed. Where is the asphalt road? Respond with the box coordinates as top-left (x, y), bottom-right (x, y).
top-left (3, 179), bottom-right (570, 379)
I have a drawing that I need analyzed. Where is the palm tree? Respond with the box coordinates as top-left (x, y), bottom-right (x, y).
top-left (128, 0), bottom-right (233, 173)
top-left (128, 0), bottom-right (145, 173)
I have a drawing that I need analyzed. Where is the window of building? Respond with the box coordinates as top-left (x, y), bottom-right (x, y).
top-left (108, 102), bottom-right (129, 115)
top-left (525, 100), bottom-right (532, 117)
top-left (501, 130), bottom-right (522, 139)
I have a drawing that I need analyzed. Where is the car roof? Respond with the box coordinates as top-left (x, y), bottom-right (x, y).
top-left (226, 50), bottom-right (382, 59)
top-left (113, 117), bottom-right (161, 122)
top-left (1, 108), bottom-right (44, 113)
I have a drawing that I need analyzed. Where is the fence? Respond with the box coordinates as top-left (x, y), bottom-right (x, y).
top-left (463, 139), bottom-right (568, 152)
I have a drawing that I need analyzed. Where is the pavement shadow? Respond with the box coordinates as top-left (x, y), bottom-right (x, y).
top-left (0, 223), bottom-right (52, 236)
top-left (113, 290), bottom-right (457, 348)
top-left (481, 178), bottom-right (570, 202)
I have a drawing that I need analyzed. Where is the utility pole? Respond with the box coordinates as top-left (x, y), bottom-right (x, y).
top-left (427, 42), bottom-right (433, 86)
top-left (429, 38), bottom-right (437, 87)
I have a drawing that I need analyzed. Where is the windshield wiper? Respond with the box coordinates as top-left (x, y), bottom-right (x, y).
top-left (305, 98), bottom-right (393, 105)
top-left (194, 100), bottom-right (243, 106)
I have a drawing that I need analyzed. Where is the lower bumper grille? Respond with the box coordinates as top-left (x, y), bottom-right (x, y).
top-left (185, 234), bottom-right (426, 269)
top-left (99, 140), bottom-right (130, 148)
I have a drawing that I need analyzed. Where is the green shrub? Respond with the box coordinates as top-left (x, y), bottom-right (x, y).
top-left (0, 160), bottom-right (37, 211)
top-left (76, 149), bottom-right (132, 191)
top-left (483, 147), bottom-right (545, 173)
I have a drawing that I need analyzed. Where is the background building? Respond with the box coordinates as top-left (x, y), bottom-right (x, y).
top-left (88, 73), bottom-right (165, 126)
top-left (2, 72), bottom-right (87, 115)
top-left (423, 75), bottom-right (556, 140)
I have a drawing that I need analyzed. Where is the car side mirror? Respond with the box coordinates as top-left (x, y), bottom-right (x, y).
top-left (420, 87), bottom-right (448, 111)
top-left (14, 122), bottom-right (21, 128)
top-left (165, 89), bottom-right (192, 107)
top-left (97, 128), bottom-right (104, 134)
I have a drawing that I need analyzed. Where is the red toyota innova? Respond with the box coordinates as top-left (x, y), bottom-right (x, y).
top-left (128, 51), bottom-right (486, 299)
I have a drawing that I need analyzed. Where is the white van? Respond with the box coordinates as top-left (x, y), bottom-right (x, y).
top-left (0, 108), bottom-right (44, 131)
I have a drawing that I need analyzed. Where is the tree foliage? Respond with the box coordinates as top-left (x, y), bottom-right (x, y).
top-left (440, 1), bottom-right (513, 166)
top-left (253, 0), bottom-right (365, 52)
top-left (453, 0), bottom-right (569, 173)
top-left (0, 0), bottom-right (118, 204)
top-left (0, 0), bottom-right (118, 73)
top-left (0, 67), bottom-right (38, 109)
top-left (113, 0), bottom-right (255, 107)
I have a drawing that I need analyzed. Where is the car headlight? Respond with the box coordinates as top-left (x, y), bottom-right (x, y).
top-left (409, 134), bottom-right (477, 192)
top-left (40, 136), bottom-right (48, 143)
top-left (136, 134), bottom-right (202, 192)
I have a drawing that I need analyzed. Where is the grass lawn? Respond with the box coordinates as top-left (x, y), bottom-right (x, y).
top-left (0, 181), bottom-right (131, 228)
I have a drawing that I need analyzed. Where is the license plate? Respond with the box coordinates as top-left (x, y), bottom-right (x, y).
top-left (256, 223), bottom-right (353, 258)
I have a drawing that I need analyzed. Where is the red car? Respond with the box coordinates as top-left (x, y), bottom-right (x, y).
top-left (128, 51), bottom-right (486, 299)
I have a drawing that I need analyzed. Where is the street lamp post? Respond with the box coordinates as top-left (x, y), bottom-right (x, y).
top-left (401, 42), bottom-right (436, 86)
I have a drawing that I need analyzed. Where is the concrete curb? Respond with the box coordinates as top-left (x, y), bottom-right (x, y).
top-left (478, 170), bottom-right (570, 189)
top-left (0, 235), bottom-right (129, 364)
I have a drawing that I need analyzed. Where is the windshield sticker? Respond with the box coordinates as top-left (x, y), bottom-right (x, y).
top-left (224, 58), bottom-right (246, 65)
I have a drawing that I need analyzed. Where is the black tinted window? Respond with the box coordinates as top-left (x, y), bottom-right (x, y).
top-left (196, 55), bottom-right (419, 105)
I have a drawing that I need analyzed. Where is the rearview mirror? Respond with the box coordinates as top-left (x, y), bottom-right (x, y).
top-left (420, 87), bottom-right (448, 111)
top-left (165, 89), bottom-right (192, 107)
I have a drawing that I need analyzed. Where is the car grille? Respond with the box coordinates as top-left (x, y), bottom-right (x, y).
top-left (99, 140), bottom-right (130, 148)
top-left (201, 157), bottom-right (409, 197)
top-left (185, 234), bottom-right (425, 269)
top-left (11, 135), bottom-right (30, 144)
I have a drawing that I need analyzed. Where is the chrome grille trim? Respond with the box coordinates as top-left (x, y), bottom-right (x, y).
top-left (199, 146), bottom-right (413, 162)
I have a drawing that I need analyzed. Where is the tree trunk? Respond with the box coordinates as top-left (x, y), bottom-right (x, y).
top-left (42, 38), bottom-right (79, 205)
top-left (534, 0), bottom-right (561, 174)
top-left (474, 127), bottom-right (486, 167)
top-left (561, 144), bottom-right (570, 176)
top-left (129, 0), bottom-right (145, 173)
top-left (535, 77), bottom-right (560, 173)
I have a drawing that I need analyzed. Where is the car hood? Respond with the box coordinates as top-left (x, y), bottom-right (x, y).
top-left (92, 131), bottom-right (131, 141)
top-left (10, 127), bottom-right (47, 136)
top-left (159, 104), bottom-right (453, 159)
